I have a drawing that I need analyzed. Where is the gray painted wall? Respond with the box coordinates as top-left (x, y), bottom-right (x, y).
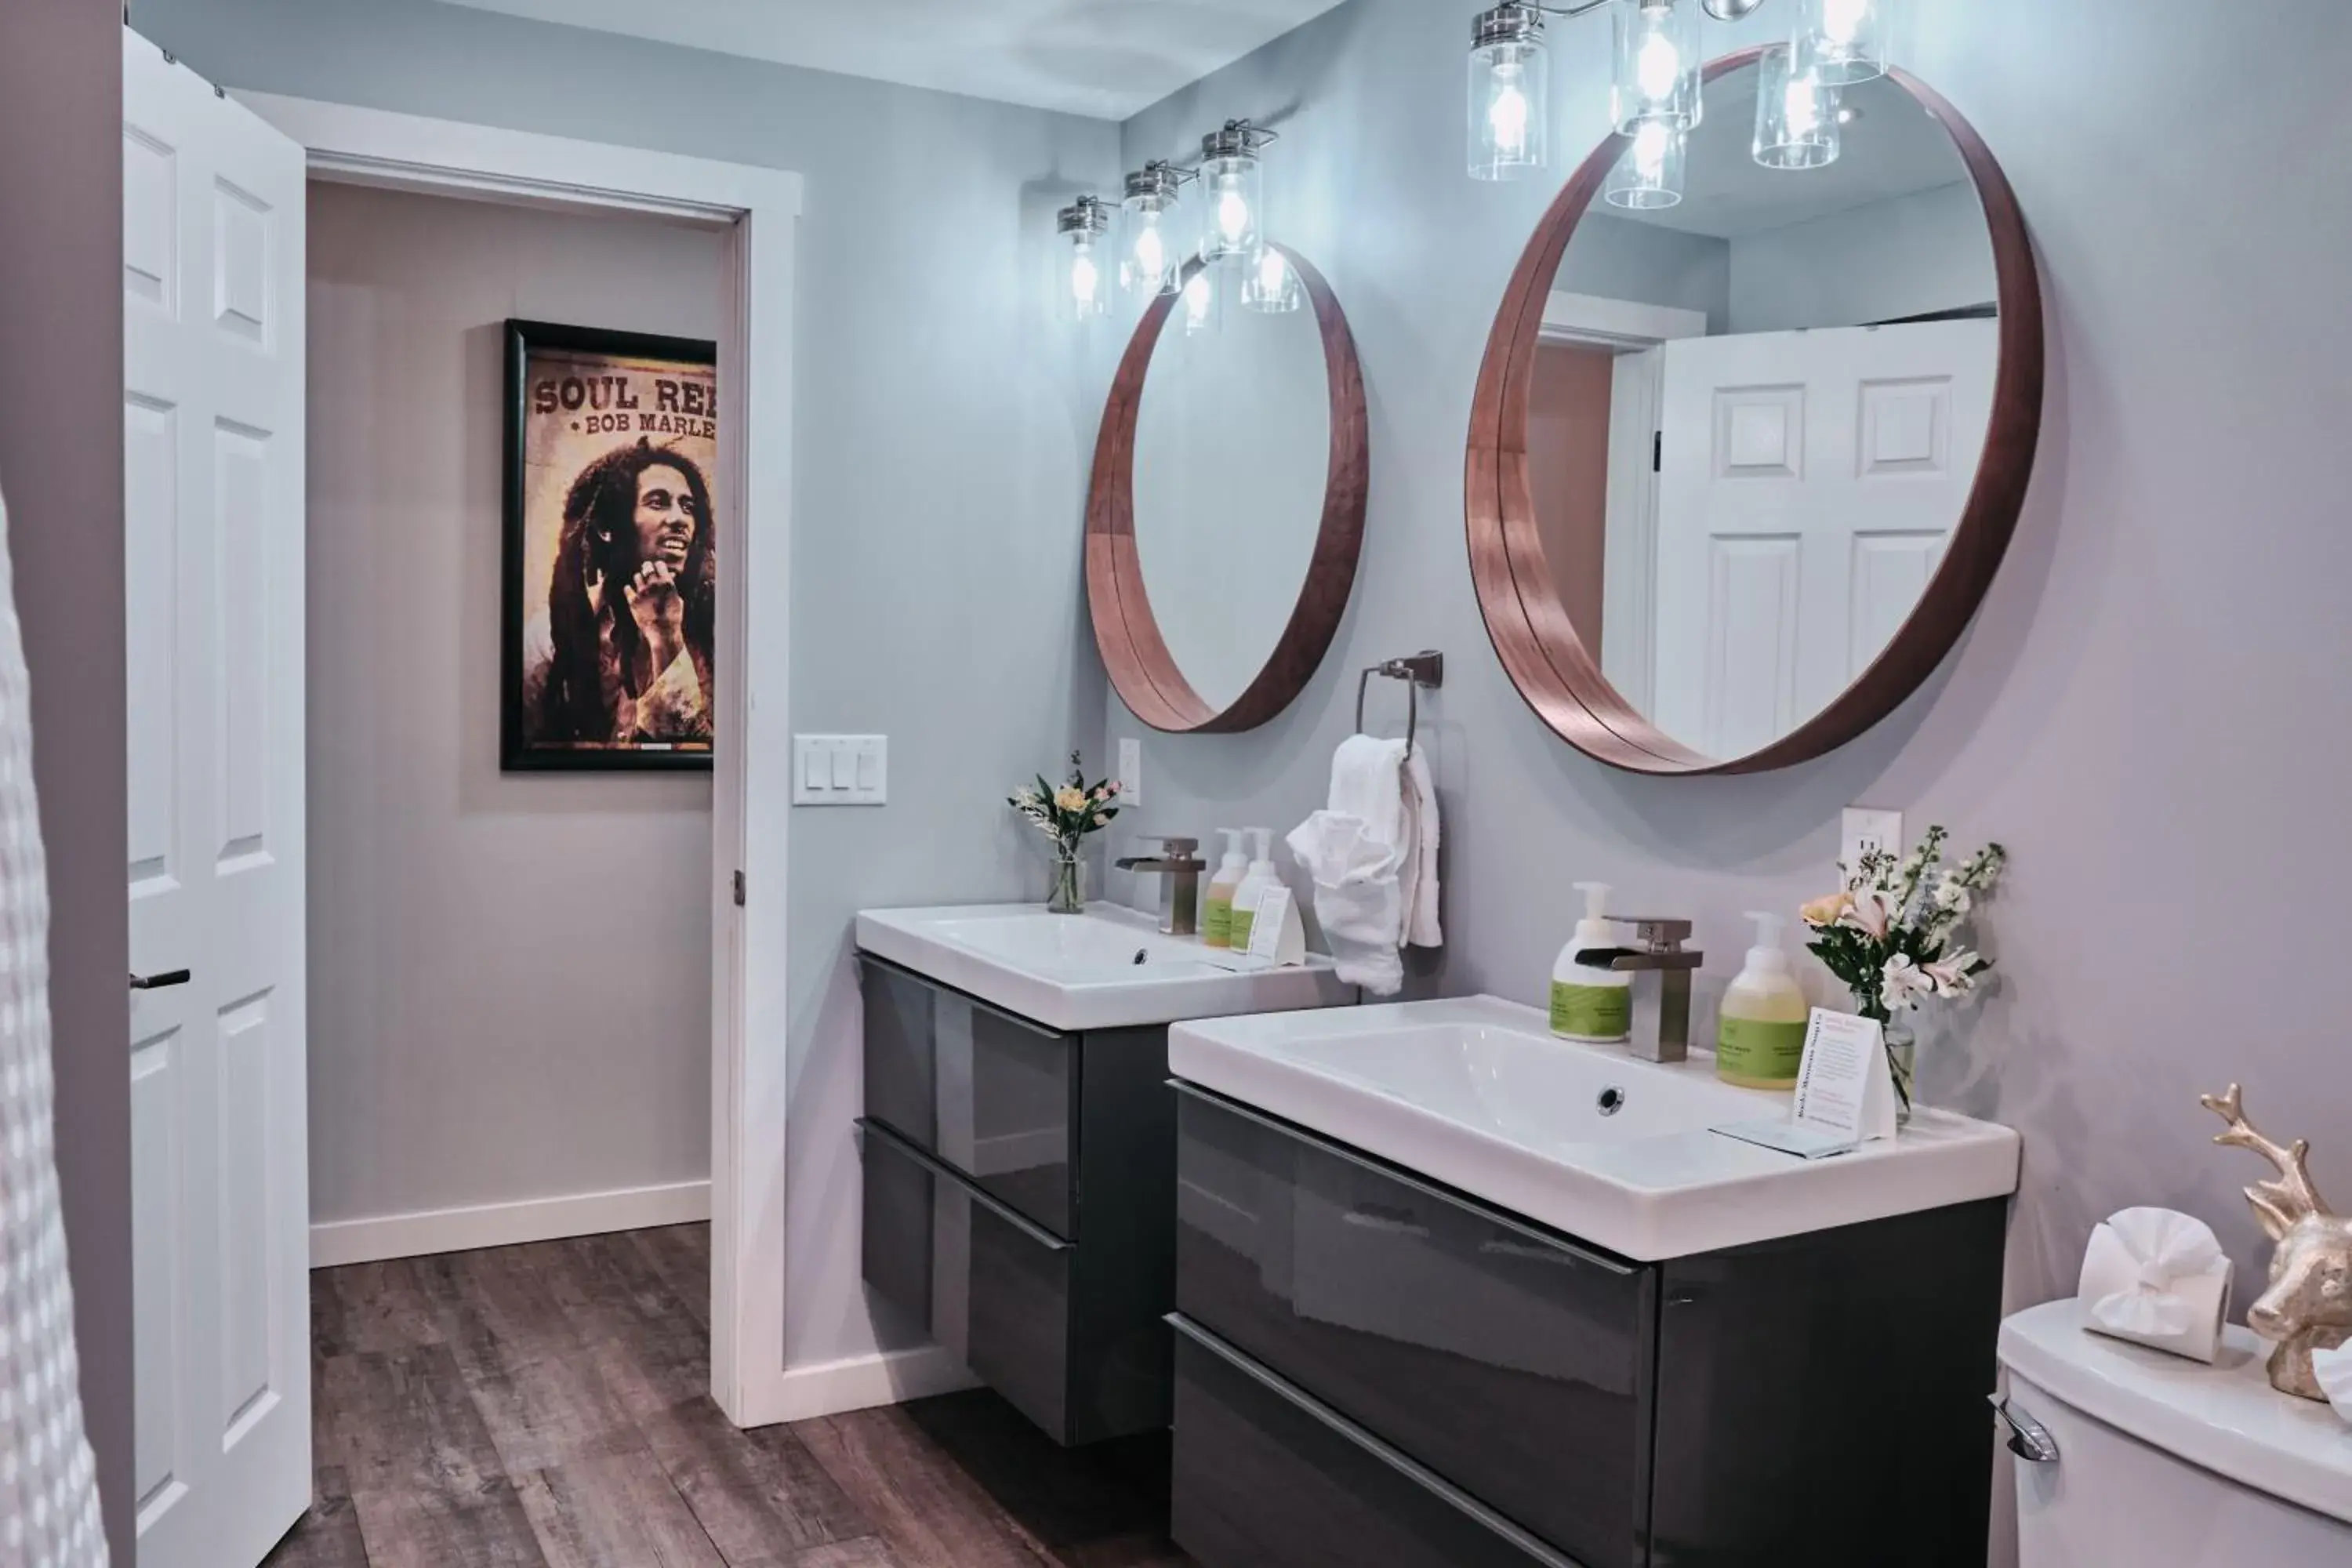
top-left (1, 0), bottom-right (133, 1553)
top-left (1560, 213), bottom-right (1731, 333)
top-left (1729, 180), bottom-right (1997, 332)
top-left (135, 0), bottom-right (1118, 1373)
top-left (1110, 0), bottom-right (2352, 1366)
top-left (306, 183), bottom-right (721, 1227)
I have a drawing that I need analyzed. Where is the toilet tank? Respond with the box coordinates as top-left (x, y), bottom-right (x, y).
top-left (1998, 1300), bottom-right (2352, 1565)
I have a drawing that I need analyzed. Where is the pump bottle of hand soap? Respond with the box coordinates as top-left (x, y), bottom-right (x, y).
top-left (1227, 829), bottom-right (1279, 951)
top-left (1201, 829), bottom-right (1248, 949)
top-left (1552, 882), bottom-right (1632, 1043)
top-left (1716, 911), bottom-right (1809, 1088)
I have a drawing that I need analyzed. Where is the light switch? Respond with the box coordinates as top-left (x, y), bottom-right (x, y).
top-left (793, 735), bottom-right (887, 806)
top-left (1118, 738), bottom-right (1143, 805)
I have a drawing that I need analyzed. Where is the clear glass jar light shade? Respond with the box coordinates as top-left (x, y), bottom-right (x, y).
top-left (1796, 0), bottom-right (1894, 86)
top-left (1240, 246), bottom-right (1304, 314)
top-left (1198, 154), bottom-right (1261, 263)
top-left (1604, 121), bottom-right (1685, 209)
top-left (1754, 44), bottom-right (1840, 170)
top-left (1179, 268), bottom-right (1222, 336)
top-left (1119, 199), bottom-right (1181, 299)
top-left (1612, 0), bottom-right (1701, 133)
top-left (1062, 231), bottom-right (1109, 322)
top-left (1468, 38), bottom-right (1548, 180)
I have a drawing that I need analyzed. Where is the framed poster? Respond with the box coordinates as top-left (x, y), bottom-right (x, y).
top-left (503, 318), bottom-right (720, 771)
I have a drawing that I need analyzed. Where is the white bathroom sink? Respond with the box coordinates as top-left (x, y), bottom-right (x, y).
top-left (855, 903), bottom-right (1350, 1032)
top-left (1170, 995), bottom-right (2021, 1261)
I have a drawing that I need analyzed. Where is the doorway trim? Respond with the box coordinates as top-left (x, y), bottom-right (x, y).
top-left (237, 92), bottom-right (800, 1428)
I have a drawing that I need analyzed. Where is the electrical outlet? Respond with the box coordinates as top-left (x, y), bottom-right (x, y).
top-left (1841, 808), bottom-right (1903, 872)
top-left (1117, 737), bottom-right (1143, 805)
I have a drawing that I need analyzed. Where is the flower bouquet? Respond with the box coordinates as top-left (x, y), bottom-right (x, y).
top-left (1799, 825), bottom-right (2005, 1118)
top-left (1009, 751), bottom-right (1122, 913)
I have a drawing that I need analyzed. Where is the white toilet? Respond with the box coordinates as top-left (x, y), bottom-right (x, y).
top-left (1998, 1299), bottom-right (2352, 1564)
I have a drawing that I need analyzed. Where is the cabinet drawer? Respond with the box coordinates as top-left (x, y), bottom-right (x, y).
top-left (860, 955), bottom-right (1074, 1236)
top-left (1171, 1318), bottom-right (1574, 1568)
top-left (1174, 1084), bottom-right (1654, 1568)
top-left (859, 1119), bottom-right (1073, 1439)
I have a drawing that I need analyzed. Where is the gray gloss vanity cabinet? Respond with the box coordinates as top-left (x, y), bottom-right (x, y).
top-left (855, 953), bottom-right (1177, 1445)
top-left (1168, 1084), bottom-right (2011, 1568)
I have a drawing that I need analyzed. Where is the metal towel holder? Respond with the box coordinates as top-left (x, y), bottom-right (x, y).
top-left (1355, 652), bottom-right (1444, 752)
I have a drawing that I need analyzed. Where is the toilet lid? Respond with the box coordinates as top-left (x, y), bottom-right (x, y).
top-left (1999, 1299), bottom-right (2352, 1526)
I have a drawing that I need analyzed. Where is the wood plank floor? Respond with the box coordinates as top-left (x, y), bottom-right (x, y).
top-left (267, 1225), bottom-right (1193, 1568)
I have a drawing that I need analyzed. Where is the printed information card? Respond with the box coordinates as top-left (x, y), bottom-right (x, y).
top-left (1711, 1007), bottom-right (1899, 1160)
top-left (1203, 886), bottom-right (1308, 971)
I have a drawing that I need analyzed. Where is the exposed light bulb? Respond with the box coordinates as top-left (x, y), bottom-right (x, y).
top-left (1487, 66), bottom-right (1531, 162)
top-left (1182, 270), bottom-right (1216, 335)
top-left (1635, 33), bottom-right (1682, 103)
top-left (1069, 243), bottom-right (1102, 313)
top-left (1821, 0), bottom-right (1869, 45)
top-left (1215, 185), bottom-right (1250, 246)
top-left (1606, 119), bottom-right (1684, 209)
top-left (1131, 226), bottom-right (1166, 288)
top-left (1782, 75), bottom-right (1820, 139)
top-left (1632, 121), bottom-right (1671, 183)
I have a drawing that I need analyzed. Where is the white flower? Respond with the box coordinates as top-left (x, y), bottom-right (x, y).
top-left (1925, 950), bottom-right (1980, 998)
top-left (1932, 873), bottom-right (1971, 916)
top-left (1842, 890), bottom-right (1897, 941)
top-left (1882, 954), bottom-right (1933, 1009)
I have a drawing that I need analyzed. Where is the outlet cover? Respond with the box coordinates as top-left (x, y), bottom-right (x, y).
top-left (1117, 738), bottom-right (1143, 805)
top-left (1841, 808), bottom-right (1903, 872)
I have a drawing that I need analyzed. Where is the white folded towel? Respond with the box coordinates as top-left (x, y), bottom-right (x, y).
top-left (2077, 1207), bottom-right (2234, 1363)
top-left (1286, 735), bottom-right (1442, 996)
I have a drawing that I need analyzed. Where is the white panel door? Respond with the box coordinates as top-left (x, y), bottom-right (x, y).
top-left (1650, 318), bottom-right (1995, 756)
top-left (124, 30), bottom-right (310, 1568)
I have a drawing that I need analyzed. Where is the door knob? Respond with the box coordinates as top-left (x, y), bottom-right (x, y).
top-left (129, 970), bottom-right (191, 990)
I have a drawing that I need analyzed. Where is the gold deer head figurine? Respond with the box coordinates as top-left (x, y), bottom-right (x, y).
top-left (2200, 1084), bottom-right (2352, 1400)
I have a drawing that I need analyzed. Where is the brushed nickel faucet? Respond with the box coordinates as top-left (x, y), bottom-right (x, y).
top-left (1116, 837), bottom-right (1208, 937)
top-left (1574, 917), bottom-right (1704, 1064)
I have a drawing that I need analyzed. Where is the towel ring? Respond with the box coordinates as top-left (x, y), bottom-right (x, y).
top-left (1356, 652), bottom-right (1443, 752)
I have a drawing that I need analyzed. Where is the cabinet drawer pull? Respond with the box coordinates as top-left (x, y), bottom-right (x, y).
top-left (855, 1119), bottom-right (1072, 1251)
top-left (1168, 1314), bottom-right (1587, 1568)
top-left (1171, 1080), bottom-right (1635, 1276)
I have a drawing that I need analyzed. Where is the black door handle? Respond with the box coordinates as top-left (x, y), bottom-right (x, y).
top-left (129, 970), bottom-right (191, 990)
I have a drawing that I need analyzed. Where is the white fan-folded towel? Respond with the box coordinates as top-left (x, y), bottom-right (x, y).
top-left (1286, 735), bottom-right (1442, 996)
top-left (2314, 1341), bottom-right (2352, 1429)
top-left (2077, 1207), bottom-right (2234, 1363)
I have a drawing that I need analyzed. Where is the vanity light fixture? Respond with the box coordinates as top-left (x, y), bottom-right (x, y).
top-left (1120, 162), bottom-right (1192, 300)
top-left (1240, 246), bottom-right (1305, 314)
top-left (1795, 0), bottom-right (1893, 85)
top-left (1605, 120), bottom-right (1686, 208)
top-left (1056, 196), bottom-right (1114, 323)
top-left (1466, 0), bottom-right (1896, 179)
top-left (1753, 42), bottom-right (1839, 169)
top-left (1468, 3), bottom-right (1552, 181)
top-left (1196, 119), bottom-right (1277, 266)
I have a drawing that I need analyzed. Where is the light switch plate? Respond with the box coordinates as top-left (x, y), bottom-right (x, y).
top-left (1117, 738), bottom-right (1143, 806)
top-left (793, 735), bottom-right (887, 805)
top-left (1841, 808), bottom-right (1903, 872)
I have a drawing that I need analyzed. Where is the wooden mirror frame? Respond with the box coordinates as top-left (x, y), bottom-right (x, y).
top-left (1465, 53), bottom-right (2044, 775)
top-left (1089, 246), bottom-right (1369, 732)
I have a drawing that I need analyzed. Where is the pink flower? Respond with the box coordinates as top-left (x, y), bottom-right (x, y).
top-left (1841, 891), bottom-right (1897, 942)
top-left (1882, 954), bottom-right (1933, 1008)
top-left (1924, 950), bottom-right (1980, 998)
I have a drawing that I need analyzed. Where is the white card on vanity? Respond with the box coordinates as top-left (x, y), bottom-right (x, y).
top-left (1243, 886), bottom-right (1306, 966)
top-left (1790, 1007), bottom-right (1899, 1145)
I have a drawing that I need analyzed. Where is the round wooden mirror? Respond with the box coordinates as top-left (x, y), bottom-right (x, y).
top-left (1465, 52), bottom-right (2042, 774)
top-left (1090, 247), bottom-right (1367, 733)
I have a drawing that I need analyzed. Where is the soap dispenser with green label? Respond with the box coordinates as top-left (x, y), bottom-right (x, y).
top-left (1552, 882), bottom-right (1632, 1043)
top-left (1202, 829), bottom-right (1248, 949)
top-left (1716, 911), bottom-right (1809, 1088)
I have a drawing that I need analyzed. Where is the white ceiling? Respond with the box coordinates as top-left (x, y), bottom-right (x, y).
top-left (437, 0), bottom-right (1350, 120)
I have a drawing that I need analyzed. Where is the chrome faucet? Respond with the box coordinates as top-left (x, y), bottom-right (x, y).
top-left (1115, 836), bottom-right (1208, 937)
top-left (1575, 917), bottom-right (1704, 1064)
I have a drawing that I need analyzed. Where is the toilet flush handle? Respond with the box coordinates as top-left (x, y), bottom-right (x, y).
top-left (1988, 1394), bottom-right (2060, 1465)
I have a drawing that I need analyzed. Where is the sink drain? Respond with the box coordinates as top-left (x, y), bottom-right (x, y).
top-left (1133, 949), bottom-right (1149, 965)
top-left (1596, 1086), bottom-right (1626, 1116)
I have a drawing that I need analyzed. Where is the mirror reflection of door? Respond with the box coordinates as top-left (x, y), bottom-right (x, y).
top-left (1534, 68), bottom-right (1999, 759)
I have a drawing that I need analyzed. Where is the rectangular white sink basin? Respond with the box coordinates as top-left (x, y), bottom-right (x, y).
top-left (855, 904), bottom-right (1350, 1033)
top-left (1170, 995), bottom-right (2021, 1261)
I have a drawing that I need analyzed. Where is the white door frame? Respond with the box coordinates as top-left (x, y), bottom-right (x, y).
top-left (234, 92), bottom-right (800, 1429)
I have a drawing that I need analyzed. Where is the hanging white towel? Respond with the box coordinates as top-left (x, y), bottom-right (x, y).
top-left (1286, 735), bottom-right (1443, 996)
top-left (0, 481), bottom-right (110, 1566)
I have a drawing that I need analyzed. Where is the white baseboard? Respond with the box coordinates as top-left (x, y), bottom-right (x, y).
top-left (729, 1344), bottom-right (980, 1428)
top-left (310, 1178), bottom-right (712, 1269)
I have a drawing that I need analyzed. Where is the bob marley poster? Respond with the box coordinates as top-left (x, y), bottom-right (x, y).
top-left (503, 320), bottom-right (719, 771)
